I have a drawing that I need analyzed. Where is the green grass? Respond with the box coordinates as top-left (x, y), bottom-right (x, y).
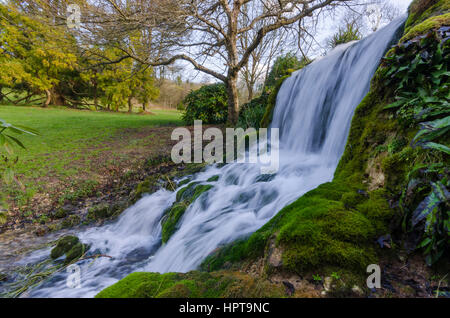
top-left (0, 104), bottom-right (182, 207)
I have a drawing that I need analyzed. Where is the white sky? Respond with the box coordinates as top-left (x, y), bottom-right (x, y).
top-left (183, 0), bottom-right (414, 83)
top-left (390, 0), bottom-right (413, 12)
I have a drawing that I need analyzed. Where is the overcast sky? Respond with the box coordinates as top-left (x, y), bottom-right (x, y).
top-left (390, 0), bottom-right (413, 11)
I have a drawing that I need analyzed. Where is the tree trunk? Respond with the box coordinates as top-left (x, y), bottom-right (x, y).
top-left (128, 96), bottom-right (133, 113)
top-left (247, 83), bottom-right (254, 101)
top-left (226, 77), bottom-right (239, 125)
top-left (51, 92), bottom-right (66, 106)
top-left (43, 89), bottom-right (51, 107)
top-left (93, 85), bottom-right (98, 110)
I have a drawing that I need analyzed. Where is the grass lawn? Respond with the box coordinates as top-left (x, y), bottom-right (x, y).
top-left (0, 105), bottom-right (182, 215)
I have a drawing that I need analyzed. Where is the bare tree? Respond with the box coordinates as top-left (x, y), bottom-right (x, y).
top-left (238, 2), bottom-right (288, 101)
top-left (79, 0), bottom-right (356, 124)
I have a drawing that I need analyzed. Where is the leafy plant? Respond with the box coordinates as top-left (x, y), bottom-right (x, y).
top-left (0, 118), bottom-right (38, 186)
top-left (312, 274), bottom-right (322, 282)
top-left (264, 53), bottom-right (309, 89)
top-left (382, 28), bottom-right (449, 265)
top-left (237, 93), bottom-right (268, 129)
top-left (327, 21), bottom-right (362, 49)
top-left (182, 83), bottom-right (228, 125)
top-left (331, 272), bottom-right (341, 280)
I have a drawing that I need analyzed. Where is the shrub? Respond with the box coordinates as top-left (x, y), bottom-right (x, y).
top-left (182, 83), bottom-right (228, 125)
top-left (238, 53), bottom-right (309, 129)
top-left (264, 53), bottom-right (307, 89)
top-left (327, 22), bottom-right (362, 49)
top-left (237, 93), bottom-right (268, 129)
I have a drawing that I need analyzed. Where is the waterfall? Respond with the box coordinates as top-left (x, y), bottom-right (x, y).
top-left (22, 17), bottom-right (405, 298)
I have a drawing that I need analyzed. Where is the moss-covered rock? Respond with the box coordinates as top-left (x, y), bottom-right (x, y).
top-left (64, 242), bottom-right (87, 264)
top-left (161, 182), bottom-right (214, 243)
top-left (95, 271), bottom-right (285, 298)
top-left (207, 175), bottom-right (220, 182)
top-left (61, 214), bottom-right (81, 228)
top-left (404, 0), bottom-right (450, 36)
top-left (53, 207), bottom-right (68, 219)
top-left (50, 235), bottom-right (80, 259)
top-left (50, 235), bottom-right (88, 264)
top-left (131, 178), bottom-right (155, 203)
top-left (87, 203), bottom-right (112, 220)
top-left (161, 202), bottom-right (189, 243)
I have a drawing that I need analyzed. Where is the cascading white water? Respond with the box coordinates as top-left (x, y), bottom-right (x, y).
top-left (19, 17), bottom-right (404, 298)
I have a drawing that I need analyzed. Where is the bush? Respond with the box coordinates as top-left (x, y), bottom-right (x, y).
top-left (237, 93), bottom-right (268, 129)
top-left (237, 53), bottom-right (308, 129)
top-left (264, 53), bottom-right (308, 89)
top-left (182, 83), bottom-right (228, 125)
top-left (327, 22), bottom-right (362, 49)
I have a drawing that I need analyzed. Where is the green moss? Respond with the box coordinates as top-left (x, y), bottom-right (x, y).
top-left (161, 202), bottom-right (188, 243)
top-left (177, 178), bottom-right (191, 187)
top-left (95, 271), bottom-right (286, 298)
top-left (402, 12), bottom-right (450, 42)
top-left (61, 214), bottom-right (81, 228)
top-left (207, 175), bottom-right (219, 182)
top-left (50, 235), bottom-right (79, 259)
top-left (260, 74), bottom-right (291, 128)
top-left (405, 0), bottom-right (450, 34)
top-left (162, 183), bottom-right (213, 243)
top-left (50, 235), bottom-right (88, 264)
top-left (87, 203), bottom-right (112, 220)
top-left (132, 179), bottom-right (153, 203)
top-left (64, 242), bottom-right (87, 264)
top-left (53, 207), bottom-right (68, 219)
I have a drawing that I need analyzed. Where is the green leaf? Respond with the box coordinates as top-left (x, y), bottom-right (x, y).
top-left (420, 142), bottom-right (450, 155)
top-left (384, 100), bottom-right (405, 110)
top-left (411, 182), bottom-right (449, 227)
top-left (5, 134), bottom-right (26, 149)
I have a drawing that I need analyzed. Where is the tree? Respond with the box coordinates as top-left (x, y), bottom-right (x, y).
top-left (0, 3), bottom-right (77, 107)
top-left (68, 0), bottom-right (356, 124)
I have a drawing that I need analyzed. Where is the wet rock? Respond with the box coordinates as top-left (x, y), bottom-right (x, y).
top-left (267, 245), bottom-right (283, 269)
top-left (64, 242), bottom-right (87, 264)
top-left (51, 236), bottom-right (80, 259)
top-left (50, 235), bottom-right (88, 264)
